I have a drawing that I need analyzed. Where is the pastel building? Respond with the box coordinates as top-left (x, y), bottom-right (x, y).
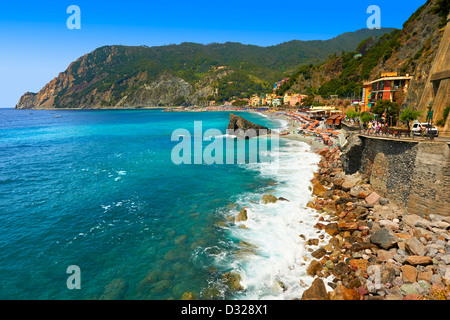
top-left (363, 72), bottom-right (413, 111)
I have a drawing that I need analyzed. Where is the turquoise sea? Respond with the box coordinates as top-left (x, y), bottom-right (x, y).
top-left (0, 108), bottom-right (321, 300)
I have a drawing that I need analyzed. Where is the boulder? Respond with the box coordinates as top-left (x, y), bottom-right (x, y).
top-left (341, 179), bottom-right (356, 191)
top-left (379, 219), bottom-right (399, 231)
top-left (405, 238), bottom-right (427, 256)
top-left (380, 264), bottom-right (397, 285)
top-left (403, 294), bottom-right (423, 300)
top-left (261, 194), bottom-right (278, 204)
top-left (377, 249), bottom-right (396, 262)
top-left (349, 259), bottom-right (368, 272)
top-left (400, 284), bottom-right (419, 295)
top-left (338, 221), bottom-right (358, 231)
top-left (339, 133), bottom-right (364, 175)
top-left (417, 270), bottom-right (433, 283)
top-left (222, 272), bottom-right (244, 292)
top-left (306, 260), bottom-right (322, 277)
top-left (306, 201), bottom-right (315, 209)
top-left (401, 265), bottom-right (418, 283)
top-left (333, 262), bottom-right (350, 276)
top-left (325, 223), bottom-right (339, 236)
top-left (311, 248), bottom-right (327, 259)
top-left (402, 214), bottom-right (431, 229)
top-left (365, 192), bottom-right (381, 205)
top-left (181, 292), bottom-right (197, 300)
top-left (301, 278), bottom-right (330, 300)
top-left (227, 113), bottom-right (271, 139)
top-left (312, 181), bottom-right (327, 197)
top-left (370, 228), bottom-right (398, 249)
top-left (332, 284), bottom-right (360, 300)
top-left (236, 208), bottom-right (248, 222)
top-left (405, 256), bottom-right (433, 266)
top-left (306, 238), bottom-right (319, 246)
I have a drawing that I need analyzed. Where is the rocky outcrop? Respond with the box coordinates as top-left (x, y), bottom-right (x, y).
top-left (226, 113), bottom-right (271, 139)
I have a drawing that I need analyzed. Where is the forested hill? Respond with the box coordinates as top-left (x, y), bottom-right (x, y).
top-left (16, 28), bottom-right (394, 109)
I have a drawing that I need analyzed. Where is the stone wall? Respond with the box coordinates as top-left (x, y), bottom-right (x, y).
top-left (340, 133), bottom-right (450, 216)
top-left (407, 142), bottom-right (450, 217)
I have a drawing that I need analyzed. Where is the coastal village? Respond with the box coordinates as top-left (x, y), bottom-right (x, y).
top-left (168, 68), bottom-right (448, 149)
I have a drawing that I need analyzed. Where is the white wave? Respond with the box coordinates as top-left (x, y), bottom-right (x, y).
top-left (222, 139), bottom-right (328, 299)
top-left (272, 119), bottom-right (290, 134)
top-left (255, 112), bottom-right (269, 119)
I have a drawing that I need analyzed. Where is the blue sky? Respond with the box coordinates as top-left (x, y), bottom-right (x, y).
top-left (0, 0), bottom-right (426, 107)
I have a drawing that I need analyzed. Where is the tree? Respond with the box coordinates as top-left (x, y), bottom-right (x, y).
top-left (372, 100), bottom-right (400, 125)
top-left (360, 112), bottom-right (373, 124)
top-left (399, 108), bottom-right (422, 131)
top-left (346, 110), bottom-right (360, 119)
top-left (301, 94), bottom-right (315, 107)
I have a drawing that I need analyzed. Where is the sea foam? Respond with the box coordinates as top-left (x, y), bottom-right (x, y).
top-left (222, 138), bottom-right (325, 299)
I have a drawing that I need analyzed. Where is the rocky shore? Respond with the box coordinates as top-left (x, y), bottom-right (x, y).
top-left (301, 145), bottom-right (450, 300)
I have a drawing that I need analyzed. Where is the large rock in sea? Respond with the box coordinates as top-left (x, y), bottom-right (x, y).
top-left (222, 272), bottom-right (244, 292)
top-left (227, 113), bottom-right (271, 139)
top-left (261, 194), bottom-right (278, 204)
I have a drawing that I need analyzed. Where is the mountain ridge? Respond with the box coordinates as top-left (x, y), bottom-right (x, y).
top-left (15, 28), bottom-right (395, 109)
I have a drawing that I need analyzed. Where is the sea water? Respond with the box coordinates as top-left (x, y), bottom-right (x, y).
top-left (0, 109), bottom-right (321, 300)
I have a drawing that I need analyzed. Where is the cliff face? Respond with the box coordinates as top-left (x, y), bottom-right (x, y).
top-left (373, 0), bottom-right (446, 117)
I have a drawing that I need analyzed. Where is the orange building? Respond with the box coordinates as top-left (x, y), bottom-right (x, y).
top-left (363, 72), bottom-right (413, 111)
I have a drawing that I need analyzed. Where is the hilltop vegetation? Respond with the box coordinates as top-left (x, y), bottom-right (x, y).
top-left (16, 28), bottom-right (395, 109)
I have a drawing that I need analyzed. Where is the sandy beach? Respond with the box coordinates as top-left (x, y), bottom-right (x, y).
top-left (263, 112), bottom-right (334, 152)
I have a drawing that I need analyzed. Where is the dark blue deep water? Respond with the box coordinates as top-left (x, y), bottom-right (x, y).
top-left (0, 108), bottom-right (320, 300)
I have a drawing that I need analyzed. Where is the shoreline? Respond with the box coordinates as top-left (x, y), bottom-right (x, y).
top-left (299, 142), bottom-right (450, 300)
top-left (263, 112), bottom-right (332, 153)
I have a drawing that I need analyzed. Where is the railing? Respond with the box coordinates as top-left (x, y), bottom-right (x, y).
top-left (359, 128), bottom-right (450, 141)
top-left (359, 127), bottom-right (411, 138)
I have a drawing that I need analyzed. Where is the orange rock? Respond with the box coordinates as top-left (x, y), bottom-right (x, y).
top-left (301, 278), bottom-right (330, 300)
top-left (405, 256), bottom-right (433, 266)
top-left (349, 259), bottom-right (368, 272)
top-left (401, 265), bottom-right (418, 283)
top-left (312, 181), bottom-right (327, 197)
top-left (338, 221), bottom-right (358, 231)
top-left (314, 222), bottom-right (326, 230)
top-left (395, 233), bottom-right (411, 240)
top-left (332, 284), bottom-right (361, 300)
top-left (325, 223), bottom-right (339, 236)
